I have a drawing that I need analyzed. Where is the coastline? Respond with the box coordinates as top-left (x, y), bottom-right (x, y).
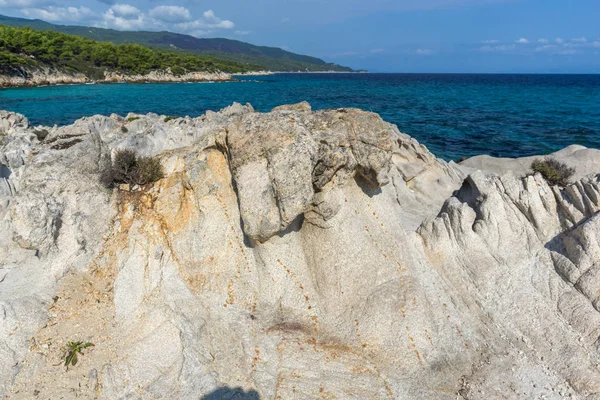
top-left (0, 67), bottom-right (236, 89)
top-left (0, 68), bottom-right (368, 89)
top-left (235, 70), bottom-right (366, 76)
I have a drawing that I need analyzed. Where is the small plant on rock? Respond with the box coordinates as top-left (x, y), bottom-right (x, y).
top-left (164, 116), bottom-right (178, 123)
top-left (100, 149), bottom-right (164, 188)
top-left (127, 116), bottom-right (140, 122)
top-left (132, 156), bottom-right (164, 185)
top-left (61, 341), bottom-right (94, 370)
top-left (530, 158), bottom-right (575, 187)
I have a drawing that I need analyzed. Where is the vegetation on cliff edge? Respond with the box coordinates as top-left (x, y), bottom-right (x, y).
top-left (531, 158), bottom-right (575, 187)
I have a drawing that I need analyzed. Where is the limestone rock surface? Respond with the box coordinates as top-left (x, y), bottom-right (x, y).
top-left (1, 102), bottom-right (600, 399)
top-left (0, 67), bottom-right (233, 88)
top-left (0, 66), bottom-right (89, 88)
top-left (461, 144), bottom-right (600, 182)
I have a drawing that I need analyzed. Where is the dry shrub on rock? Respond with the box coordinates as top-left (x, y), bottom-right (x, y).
top-left (531, 158), bottom-right (575, 187)
top-left (100, 149), bottom-right (163, 188)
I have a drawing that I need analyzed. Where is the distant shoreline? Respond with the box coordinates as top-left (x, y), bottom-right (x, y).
top-left (0, 69), bottom-right (371, 89)
top-left (5, 71), bottom-right (596, 90)
top-left (236, 71), bottom-right (367, 76)
top-left (0, 68), bottom-right (237, 89)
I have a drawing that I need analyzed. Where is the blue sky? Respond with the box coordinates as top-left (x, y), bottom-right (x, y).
top-left (0, 0), bottom-right (599, 73)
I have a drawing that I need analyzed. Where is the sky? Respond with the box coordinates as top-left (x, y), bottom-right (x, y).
top-left (0, 0), bottom-right (599, 73)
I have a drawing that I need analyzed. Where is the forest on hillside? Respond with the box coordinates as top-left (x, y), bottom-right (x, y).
top-left (0, 14), bottom-right (353, 72)
top-left (0, 25), bottom-right (262, 77)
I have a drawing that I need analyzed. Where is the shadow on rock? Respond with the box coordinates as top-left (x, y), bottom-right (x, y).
top-left (201, 387), bottom-right (260, 400)
top-left (354, 173), bottom-right (382, 198)
top-left (0, 164), bottom-right (11, 179)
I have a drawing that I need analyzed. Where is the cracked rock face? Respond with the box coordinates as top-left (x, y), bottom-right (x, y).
top-left (1, 103), bottom-right (600, 399)
top-left (226, 108), bottom-right (395, 241)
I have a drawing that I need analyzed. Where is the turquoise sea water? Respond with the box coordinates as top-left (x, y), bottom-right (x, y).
top-left (1, 73), bottom-right (599, 161)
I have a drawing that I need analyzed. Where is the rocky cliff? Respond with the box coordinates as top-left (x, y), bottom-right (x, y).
top-left (0, 66), bottom-right (90, 87)
top-left (0, 67), bottom-right (232, 88)
top-left (1, 103), bottom-right (600, 399)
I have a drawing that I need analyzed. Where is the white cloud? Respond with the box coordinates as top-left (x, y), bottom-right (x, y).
top-left (562, 39), bottom-right (600, 50)
top-left (175, 9), bottom-right (234, 34)
top-left (370, 48), bottom-right (385, 54)
top-left (281, 17), bottom-right (290, 23)
top-left (556, 49), bottom-right (579, 55)
top-left (480, 44), bottom-right (515, 52)
top-left (21, 6), bottom-right (97, 22)
top-left (14, 2), bottom-right (239, 36)
top-left (416, 48), bottom-right (433, 55)
top-left (108, 4), bottom-right (141, 20)
top-left (203, 10), bottom-right (234, 28)
top-left (535, 44), bottom-right (556, 52)
top-left (149, 5), bottom-right (191, 23)
top-left (0, 0), bottom-right (48, 8)
top-left (101, 9), bottom-right (159, 30)
top-left (476, 35), bottom-right (598, 56)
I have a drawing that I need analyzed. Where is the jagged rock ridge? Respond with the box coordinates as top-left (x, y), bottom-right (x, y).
top-left (1, 103), bottom-right (600, 399)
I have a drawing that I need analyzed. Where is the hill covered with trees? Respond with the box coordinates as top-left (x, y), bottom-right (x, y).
top-left (0, 14), bottom-right (353, 72)
top-left (0, 25), bottom-right (262, 79)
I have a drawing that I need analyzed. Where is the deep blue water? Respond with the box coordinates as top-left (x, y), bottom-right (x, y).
top-left (1, 73), bottom-right (599, 161)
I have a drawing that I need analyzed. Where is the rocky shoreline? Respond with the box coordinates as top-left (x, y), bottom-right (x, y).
top-left (1, 103), bottom-right (600, 399)
top-left (0, 68), bottom-right (370, 88)
top-left (0, 67), bottom-right (235, 88)
top-left (0, 69), bottom-right (367, 88)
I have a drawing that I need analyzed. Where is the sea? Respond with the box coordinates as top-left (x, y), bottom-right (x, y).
top-left (1, 73), bottom-right (599, 161)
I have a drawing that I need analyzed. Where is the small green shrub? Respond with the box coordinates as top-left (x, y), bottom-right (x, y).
top-left (101, 149), bottom-right (164, 188)
top-left (531, 158), bottom-right (575, 187)
top-left (61, 341), bottom-right (94, 370)
top-left (127, 116), bottom-right (140, 122)
top-left (164, 116), bottom-right (178, 123)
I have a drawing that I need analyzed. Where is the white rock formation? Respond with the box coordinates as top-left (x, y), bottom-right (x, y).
top-left (0, 67), bottom-right (232, 88)
top-left (0, 67), bottom-right (89, 88)
top-left (461, 144), bottom-right (600, 182)
top-left (103, 69), bottom-right (232, 83)
top-left (0, 103), bottom-right (599, 399)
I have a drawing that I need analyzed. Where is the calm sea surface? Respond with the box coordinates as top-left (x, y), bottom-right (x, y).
top-left (1, 73), bottom-right (599, 161)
